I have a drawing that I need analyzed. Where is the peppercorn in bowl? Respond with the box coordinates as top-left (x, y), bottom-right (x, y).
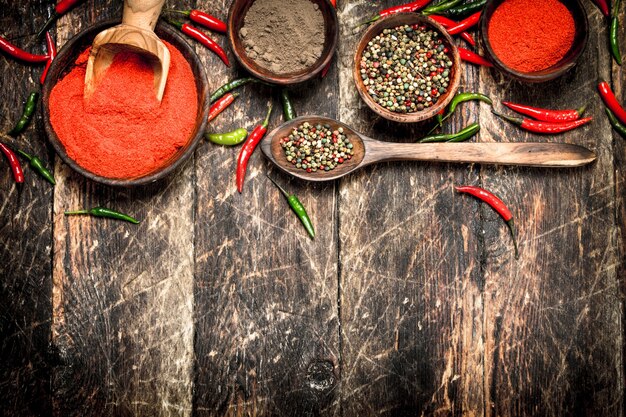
top-left (354, 13), bottom-right (461, 123)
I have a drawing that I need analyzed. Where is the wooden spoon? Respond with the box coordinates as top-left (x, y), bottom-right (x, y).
top-left (260, 116), bottom-right (596, 182)
top-left (84, 0), bottom-right (170, 101)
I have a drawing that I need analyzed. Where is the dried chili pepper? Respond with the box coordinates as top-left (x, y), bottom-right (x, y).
top-left (268, 176), bottom-right (315, 239)
top-left (208, 92), bottom-right (238, 123)
top-left (444, 0), bottom-right (487, 17)
top-left (447, 11), bottom-right (481, 35)
top-left (281, 89), bottom-right (298, 121)
top-left (610, 0), bottom-right (622, 65)
top-left (236, 104), bottom-right (272, 193)
top-left (356, 0), bottom-right (433, 27)
top-left (210, 77), bottom-right (256, 103)
top-left (422, 0), bottom-right (464, 15)
top-left (419, 122), bottom-right (480, 142)
top-left (0, 142), bottom-right (25, 183)
top-left (206, 128), bottom-right (248, 146)
top-left (492, 110), bottom-right (592, 134)
top-left (605, 108), bottom-right (626, 139)
top-left (37, 0), bottom-right (85, 38)
top-left (10, 92), bottom-right (39, 136)
top-left (598, 81), bottom-right (626, 125)
top-left (455, 185), bottom-right (519, 259)
top-left (0, 36), bottom-right (49, 64)
top-left (64, 207), bottom-right (140, 224)
top-left (166, 19), bottom-right (229, 66)
top-left (40, 32), bottom-right (57, 85)
top-left (459, 47), bottom-right (493, 67)
top-left (16, 150), bottom-right (55, 185)
top-left (502, 102), bottom-right (585, 123)
top-left (166, 9), bottom-right (227, 33)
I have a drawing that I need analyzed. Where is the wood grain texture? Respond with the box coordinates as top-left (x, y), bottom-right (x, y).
top-left (193, 1), bottom-right (339, 416)
top-left (337, 1), bottom-right (484, 415)
top-left (0, 1), bottom-right (54, 415)
top-left (479, 3), bottom-right (623, 416)
top-left (50, 3), bottom-right (195, 416)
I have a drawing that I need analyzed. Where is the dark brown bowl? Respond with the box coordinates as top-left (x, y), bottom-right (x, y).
top-left (41, 20), bottom-right (210, 187)
top-left (227, 0), bottom-right (339, 85)
top-left (353, 14), bottom-right (461, 124)
top-left (480, 0), bottom-right (588, 82)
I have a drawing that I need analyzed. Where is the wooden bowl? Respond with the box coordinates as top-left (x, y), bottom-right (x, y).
top-left (479, 0), bottom-right (588, 82)
top-left (41, 20), bottom-right (210, 187)
top-left (227, 0), bottom-right (339, 85)
top-left (353, 14), bottom-right (461, 124)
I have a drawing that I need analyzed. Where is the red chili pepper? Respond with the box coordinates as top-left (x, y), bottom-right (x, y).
top-left (502, 101), bottom-right (586, 123)
top-left (0, 142), bottom-right (25, 183)
top-left (0, 36), bottom-right (49, 64)
top-left (460, 32), bottom-right (476, 46)
top-left (592, 0), bottom-right (610, 16)
top-left (37, 0), bottom-right (85, 38)
top-left (459, 47), bottom-right (493, 67)
top-left (447, 11), bottom-right (481, 35)
top-left (330, 0), bottom-right (337, 6)
top-left (167, 19), bottom-right (230, 67)
top-left (455, 185), bottom-right (518, 258)
top-left (40, 32), bottom-right (57, 85)
top-left (429, 15), bottom-right (476, 45)
top-left (356, 0), bottom-right (433, 27)
top-left (208, 92), bottom-right (238, 123)
top-left (167, 9), bottom-right (227, 33)
top-left (492, 110), bottom-right (592, 133)
top-left (236, 104), bottom-right (272, 193)
top-left (598, 81), bottom-right (626, 125)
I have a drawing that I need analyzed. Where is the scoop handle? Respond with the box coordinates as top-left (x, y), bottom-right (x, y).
top-left (362, 141), bottom-right (596, 168)
top-left (123, 0), bottom-right (165, 31)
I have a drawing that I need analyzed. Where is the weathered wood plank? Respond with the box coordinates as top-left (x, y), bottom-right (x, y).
top-left (192, 1), bottom-right (340, 415)
top-left (338, 2), bottom-right (484, 415)
top-left (480, 3), bottom-right (623, 416)
top-left (0, 1), bottom-right (54, 415)
top-left (50, 2), bottom-right (195, 415)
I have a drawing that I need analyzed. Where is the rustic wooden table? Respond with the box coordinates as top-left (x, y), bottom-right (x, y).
top-left (1, 0), bottom-right (624, 416)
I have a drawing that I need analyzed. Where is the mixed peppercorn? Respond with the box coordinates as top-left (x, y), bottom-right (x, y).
top-left (359, 24), bottom-right (453, 113)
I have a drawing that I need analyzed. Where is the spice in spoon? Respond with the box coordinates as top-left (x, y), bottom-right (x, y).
top-left (281, 122), bottom-right (354, 173)
top-left (359, 24), bottom-right (454, 113)
top-left (64, 207), bottom-right (140, 224)
top-left (267, 176), bottom-right (315, 239)
top-left (10, 92), bottom-right (39, 136)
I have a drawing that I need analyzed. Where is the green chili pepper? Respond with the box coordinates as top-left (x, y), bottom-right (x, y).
top-left (267, 176), bottom-right (315, 239)
top-left (281, 89), bottom-right (298, 121)
top-left (610, 0), bottom-right (622, 65)
top-left (419, 122), bottom-right (480, 143)
top-left (206, 128), bottom-right (248, 146)
top-left (606, 108), bottom-right (626, 138)
top-left (422, 0), bottom-right (464, 15)
top-left (16, 149), bottom-right (55, 185)
top-left (9, 92), bottom-right (39, 136)
top-left (444, 0), bottom-right (487, 17)
top-left (64, 206), bottom-right (140, 224)
top-left (209, 77), bottom-right (265, 103)
top-left (427, 92), bottom-right (491, 135)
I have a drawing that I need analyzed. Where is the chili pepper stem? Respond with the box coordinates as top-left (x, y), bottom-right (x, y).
top-left (577, 104), bottom-right (587, 116)
top-left (64, 210), bottom-right (90, 215)
top-left (165, 9), bottom-right (191, 16)
top-left (354, 15), bottom-right (380, 28)
top-left (164, 18), bottom-right (184, 30)
top-left (267, 175), bottom-right (290, 199)
top-left (16, 149), bottom-right (32, 160)
top-left (262, 103), bottom-right (273, 127)
top-left (37, 14), bottom-right (57, 39)
top-left (492, 110), bottom-right (522, 126)
top-left (507, 219), bottom-right (519, 259)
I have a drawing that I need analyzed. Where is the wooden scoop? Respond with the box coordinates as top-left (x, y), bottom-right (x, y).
top-left (84, 0), bottom-right (170, 101)
top-left (261, 116), bottom-right (597, 182)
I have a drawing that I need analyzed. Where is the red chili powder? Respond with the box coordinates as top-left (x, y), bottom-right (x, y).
top-left (487, 0), bottom-right (575, 73)
top-left (49, 41), bottom-right (197, 179)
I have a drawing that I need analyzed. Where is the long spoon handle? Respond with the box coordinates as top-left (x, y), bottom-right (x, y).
top-left (362, 141), bottom-right (596, 168)
top-left (123, 0), bottom-right (166, 31)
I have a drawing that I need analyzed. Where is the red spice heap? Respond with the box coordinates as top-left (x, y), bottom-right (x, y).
top-left (487, 0), bottom-right (575, 73)
top-left (50, 42), bottom-right (198, 179)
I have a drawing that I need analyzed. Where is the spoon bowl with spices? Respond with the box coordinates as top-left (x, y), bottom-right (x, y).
top-left (260, 116), bottom-right (596, 182)
top-left (480, 0), bottom-right (588, 82)
top-left (353, 13), bottom-right (461, 124)
top-left (228, 0), bottom-right (339, 85)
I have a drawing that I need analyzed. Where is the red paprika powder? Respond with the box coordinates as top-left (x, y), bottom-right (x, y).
top-left (487, 0), bottom-right (575, 73)
top-left (49, 41), bottom-right (198, 179)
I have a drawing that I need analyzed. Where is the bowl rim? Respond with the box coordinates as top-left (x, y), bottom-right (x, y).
top-left (352, 13), bottom-right (462, 124)
top-left (41, 19), bottom-right (210, 187)
top-left (227, 0), bottom-right (339, 86)
top-left (479, 0), bottom-right (589, 82)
